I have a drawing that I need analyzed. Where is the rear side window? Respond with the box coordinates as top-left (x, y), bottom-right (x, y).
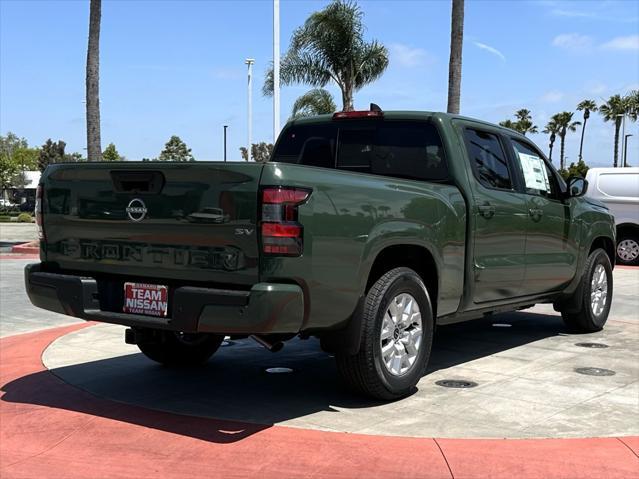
top-left (272, 120), bottom-right (448, 182)
top-left (338, 122), bottom-right (447, 181)
top-left (464, 129), bottom-right (512, 190)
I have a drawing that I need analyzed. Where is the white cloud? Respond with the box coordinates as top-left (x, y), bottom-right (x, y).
top-left (552, 33), bottom-right (593, 51)
top-left (540, 90), bottom-right (564, 103)
top-left (601, 35), bottom-right (639, 51)
top-left (388, 43), bottom-right (433, 68)
top-left (551, 9), bottom-right (595, 19)
top-left (473, 41), bottom-right (506, 62)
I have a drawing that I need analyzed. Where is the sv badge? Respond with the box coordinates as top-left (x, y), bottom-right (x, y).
top-left (235, 228), bottom-right (254, 236)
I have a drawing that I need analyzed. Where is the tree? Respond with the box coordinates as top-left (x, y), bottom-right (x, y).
top-left (86, 0), bottom-right (102, 161)
top-left (38, 139), bottom-right (66, 171)
top-left (599, 94), bottom-right (628, 168)
top-left (0, 154), bottom-right (23, 192)
top-left (560, 159), bottom-right (589, 181)
top-left (262, 0), bottom-right (388, 111)
top-left (158, 136), bottom-right (194, 161)
top-left (446, 0), bottom-right (464, 114)
top-left (291, 89), bottom-right (337, 118)
top-left (576, 100), bottom-right (597, 162)
top-left (499, 109), bottom-right (538, 136)
top-left (551, 112), bottom-right (581, 171)
top-left (543, 118), bottom-right (560, 163)
top-left (240, 142), bottom-right (273, 162)
top-left (13, 147), bottom-right (39, 171)
top-left (102, 143), bottom-right (123, 161)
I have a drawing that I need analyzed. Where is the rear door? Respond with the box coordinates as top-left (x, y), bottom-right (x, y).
top-left (462, 127), bottom-right (528, 303)
top-left (507, 138), bottom-right (578, 294)
top-left (43, 162), bottom-right (263, 285)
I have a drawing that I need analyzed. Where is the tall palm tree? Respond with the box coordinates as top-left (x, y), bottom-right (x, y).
top-left (291, 89), bottom-right (337, 118)
top-left (499, 119), bottom-right (516, 131)
top-left (599, 94), bottom-right (628, 167)
top-left (576, 99), bottom-right (597, 162)
top-left (551, 112), bottom-right (581, 171)
top-left (86, 0), bottom-right (102, 161)
top-left (543, 118), bottom-right (560, 163)
top-left (446, 0), bottom-right (464, 114)
top-left (263, 0), bottom-right (388, 111)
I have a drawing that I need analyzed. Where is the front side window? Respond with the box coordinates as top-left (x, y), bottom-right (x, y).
top-left (511, 139), bottom-right (560, 199)
top-left (464, 129), bottom-right (512, 189)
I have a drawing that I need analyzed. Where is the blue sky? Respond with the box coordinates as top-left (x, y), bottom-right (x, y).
top-left (1, 0), bottom-right (638, 166)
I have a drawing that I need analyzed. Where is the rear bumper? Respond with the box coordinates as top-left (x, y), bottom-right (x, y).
top-left (24, 263), bottom-right (304, 334)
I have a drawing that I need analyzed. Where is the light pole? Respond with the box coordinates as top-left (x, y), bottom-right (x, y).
top-left (223, 125), bottom-right (228, 162)
top-left (624, 134), bottom-right (633, 167)
top-left (273, 0), bottom-right (280, 141)
top-left (245, 58), bottom-right (255, 162)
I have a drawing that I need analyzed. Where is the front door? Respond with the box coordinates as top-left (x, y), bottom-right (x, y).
top-left (508, 138), bottom-right (578, 294)
top-left (463, 128), bottom-right (529, 303)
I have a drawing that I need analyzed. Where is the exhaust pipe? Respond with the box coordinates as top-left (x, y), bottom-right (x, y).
top-left (250, 334), bottom-right (284, 353)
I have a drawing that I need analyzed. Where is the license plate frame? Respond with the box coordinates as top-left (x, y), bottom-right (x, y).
top-left (123, 282), bottom-right (169, 318)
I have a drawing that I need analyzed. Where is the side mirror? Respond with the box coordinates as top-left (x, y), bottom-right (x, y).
top-left (566, 176), bottom-right (588, 198)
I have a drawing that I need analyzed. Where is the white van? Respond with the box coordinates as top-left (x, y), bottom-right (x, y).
top-left (585, 167), bottom-right (639, 265)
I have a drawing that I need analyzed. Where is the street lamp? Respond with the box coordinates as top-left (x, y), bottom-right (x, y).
top-left (245, 58), bottom-right (255, 162)
top-left (273, 0), bottom-right (280, 141)
top-left (624, 134), bottom-right (633, 167)
top-left (223, 125), bottom-right (228, 162)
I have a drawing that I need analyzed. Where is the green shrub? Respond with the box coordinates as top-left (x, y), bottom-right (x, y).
top-left (17, 212), bottom-right (33, 223)
top-left (0, 215), bottom-right (12, 222)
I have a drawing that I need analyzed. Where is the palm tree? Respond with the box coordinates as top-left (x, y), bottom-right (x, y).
top-left (513, 109), bottom-right (538, 136)
top-left (446, 0), bottom-right (464, 114)
top-left (599, 94), bottom-right (628, 167)
top-left (499, 109), bottom-right (538, 136)
top-left (576, 100), bottom-right (597, 162)
top-left (543, 118), bottom-right (560, 163)
top-left (86, 0), bottom-right (102, 161)
top-left (263, 0), bottom-right (388, 111)
top-left (551, 112), bottom-right (581, 171)
top-left (291, 89), bottom-right (337, 118)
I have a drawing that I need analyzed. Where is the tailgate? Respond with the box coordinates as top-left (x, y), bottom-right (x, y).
top-left (42, 162), bottom-right (264, 285)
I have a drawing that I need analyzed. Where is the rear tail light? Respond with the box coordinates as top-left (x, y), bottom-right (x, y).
top-left (260, 187), bottom-right (310, 256)
top-left (35, 184), bottom-right (44, 241)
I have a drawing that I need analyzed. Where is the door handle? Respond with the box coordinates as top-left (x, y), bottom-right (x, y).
top-left (529, 208), bottom-right (543, 220)
top-left (478, 203), bottom-right (495, 219)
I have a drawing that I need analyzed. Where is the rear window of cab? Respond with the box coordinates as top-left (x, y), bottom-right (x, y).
top-left (272, 120), bottom-right (449, 182)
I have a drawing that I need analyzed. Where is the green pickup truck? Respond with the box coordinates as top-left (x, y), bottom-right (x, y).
top-left (25, 108), bottom-right (616, 400)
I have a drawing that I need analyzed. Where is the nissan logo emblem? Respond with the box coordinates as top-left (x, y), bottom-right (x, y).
top-left (126, 198), bottom-right (147, 222)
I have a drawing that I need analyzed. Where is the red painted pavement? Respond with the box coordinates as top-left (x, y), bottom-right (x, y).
top-left (0, 325), bottom-right (637, 479)
top-left (9, 241), bottom-right (39, 255)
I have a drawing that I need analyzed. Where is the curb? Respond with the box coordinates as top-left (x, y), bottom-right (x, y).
top-left (10, 241), bottom-right (39, 254)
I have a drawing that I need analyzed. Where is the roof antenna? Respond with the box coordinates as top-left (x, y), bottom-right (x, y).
top-left (370, 103), bottom-right (382, 112)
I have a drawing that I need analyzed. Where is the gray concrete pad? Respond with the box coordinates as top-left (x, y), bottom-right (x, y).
top-left (41, 268), bottom-right (639, 439)
top-left (0, 259), bottom-right (81, 337)
top-left (0, 223), bottom-right (37, 243)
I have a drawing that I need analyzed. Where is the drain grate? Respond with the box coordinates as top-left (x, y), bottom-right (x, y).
top-left (264, 367), bottom-right (294, 374)
top-left (575, 342), bottom-right (608, 349)
top-left (574, 367), bottom-right (616, 376)
top-left (435, 379), bottom-right (478, 389)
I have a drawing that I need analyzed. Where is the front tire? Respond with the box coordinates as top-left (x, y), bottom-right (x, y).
top-left (616, 233), bottom-right (639, 266)
top-left (561, 248), bottom-right (613, 333)
top-left (336, 267), bottom-right (434, 400)
top-left (137, 330), bottom-right (224, 366)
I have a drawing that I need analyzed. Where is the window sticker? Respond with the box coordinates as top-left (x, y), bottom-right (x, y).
top-left (518, 152), bottom-right (550, 192)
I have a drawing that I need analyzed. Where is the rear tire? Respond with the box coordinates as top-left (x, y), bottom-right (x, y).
top-left (137, 330), bottom-right (224, 366)
top-left (561, 248), bottom-right (613, 333)
top-left (336, 267), bottom-right (434, 401)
